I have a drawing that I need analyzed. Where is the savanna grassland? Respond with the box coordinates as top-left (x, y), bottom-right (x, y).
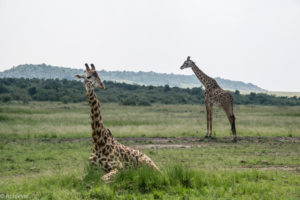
top-left (0, 102), bottom-right (300, 199)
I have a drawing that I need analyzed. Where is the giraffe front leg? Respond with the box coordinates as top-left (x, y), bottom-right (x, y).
top-left (209, 106), bottom-right (213, 138)
top-left (101, 169), bottom-right (119, 183)
top-left (88, 153), bottom-right (98, 166)
top-left (205, 103), bottom-right (210, 138)
top-left (89, 153), bottom-right (96, 161)
top-left (89, 146), bottom-right (97, 162)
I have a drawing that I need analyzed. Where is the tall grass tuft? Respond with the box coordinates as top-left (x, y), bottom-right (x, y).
top-left (167, 165), bottom-right (194, 188)
top-left (113, 166), bottom-right (169, 193)
top-left (1, 163), bottom-right (296, 199)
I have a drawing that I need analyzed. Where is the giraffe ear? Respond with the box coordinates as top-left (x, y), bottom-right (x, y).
top-left (85, 63), bottom-right (90, 71)
top-left (75, 74), bottom-right (85, 79)
top-left (187, 56), bottom-right (190, 61)
top-left (91, 64), bottom-right (95, 70)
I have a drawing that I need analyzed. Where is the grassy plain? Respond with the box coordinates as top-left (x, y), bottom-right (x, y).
top-left (239, 90), bottom-right (300, 98)
top-left (0, 102), bottom-right (300, 199)
top-left (1, 102), bottom-right (300, 139)
top-left (267, 91), bottom-right (300, 98)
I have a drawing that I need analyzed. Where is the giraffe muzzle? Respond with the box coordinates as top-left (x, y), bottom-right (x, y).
top-left (98, 83), bottom-right (105, 89)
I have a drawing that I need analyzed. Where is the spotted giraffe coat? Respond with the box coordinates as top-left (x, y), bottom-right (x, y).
top-left (86, 88), bottom-right (159, 173)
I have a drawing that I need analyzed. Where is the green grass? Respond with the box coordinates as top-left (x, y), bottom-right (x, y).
top-left (266, 91), bottom-right (300, 98)
top-left (239, 91), bottom-right (300, 98)
top-left (1, 102), bottom-right (300, 139)
top-left (1, 162), bottom-right (299, 199)
top-left (0, 102), bottom-right (300, 199)
top-left (1, 165), bottom-right (299, 199)
top-left (1, 138), bottom-right (299, 199)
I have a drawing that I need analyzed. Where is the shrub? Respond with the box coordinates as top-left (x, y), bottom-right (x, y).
top-left (120, 97), bottom-right (137, 106)
top-left (0, 95), bottom-right (11, 102)
top-left (137, 98), bottom-right (151, 106)
top-left (60, 95), bottom-right (72, 104)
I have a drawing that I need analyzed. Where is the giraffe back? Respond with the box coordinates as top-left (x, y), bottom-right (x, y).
top-left (205, 88), bottom-right (233, 107)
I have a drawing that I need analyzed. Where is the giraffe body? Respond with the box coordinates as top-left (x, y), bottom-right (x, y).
top-left (76, 64), bottom-right (159, 182)
top-left (181, 57), bottom-right (237, 141)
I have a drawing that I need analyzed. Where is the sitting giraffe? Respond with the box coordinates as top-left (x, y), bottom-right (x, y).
top-left (76, 64), bottom-right (159, 182)
top-left (180, 57), bottom-right (237, 142)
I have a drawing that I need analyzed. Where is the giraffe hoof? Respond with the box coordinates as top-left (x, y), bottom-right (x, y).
top-left (101, 175), bottom-right (111, 183)
top-left (204, 135), bottom-right (209, 139)
top-left (232, 137), bottom-right (237, 143)
top-left (89, 155), bottom-right (96, 161)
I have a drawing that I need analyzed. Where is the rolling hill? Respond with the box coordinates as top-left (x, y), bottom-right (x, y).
top-left (0, 64), bottom-right (266, 92)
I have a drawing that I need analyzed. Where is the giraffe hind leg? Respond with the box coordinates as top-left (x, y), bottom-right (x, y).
top-left (223, 106), bottom-right (237, 142)
top-left (139, 154), bottom-right (160, 171)
top-left (205, 109), bottom-right (209, 138)
top-left (230, 114), bottom-right (237, 142)
top-left (205, 103), bottom-right (211, 138)
top-left (226, 107), bottom-right (237, 142)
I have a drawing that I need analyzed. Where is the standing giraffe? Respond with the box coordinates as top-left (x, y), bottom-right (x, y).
top-left (180, 57), bottom-right (237, 142)
top-left (75, 63), bottom-right (159, 182)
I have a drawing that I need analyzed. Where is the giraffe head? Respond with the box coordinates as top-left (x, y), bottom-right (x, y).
top-left (75, 63), bottom-right (105, 89)
top-left (180, 56), bottom-right (195, 70)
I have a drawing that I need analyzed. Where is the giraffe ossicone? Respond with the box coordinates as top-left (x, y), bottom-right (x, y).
top-left (180, 57), bottom-right (237, 142)
top-left (75, 64), bottom-right (159, 182)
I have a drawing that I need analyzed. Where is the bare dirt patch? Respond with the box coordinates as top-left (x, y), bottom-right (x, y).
top-left (239, 166), bottom-right (300, 172)
top-left (5, 136), bottom-right (300, 149)
top-left (120, 136), bottom-right (300, 149)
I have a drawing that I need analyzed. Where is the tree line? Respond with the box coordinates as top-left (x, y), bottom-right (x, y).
top-left (0, 78), bottom-right (299, 106)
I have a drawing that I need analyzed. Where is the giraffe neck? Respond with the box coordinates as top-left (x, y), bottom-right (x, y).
top-left (191, 64), bottom-right (217, 90)
top-left (85, 85), bottom-right (105, 131)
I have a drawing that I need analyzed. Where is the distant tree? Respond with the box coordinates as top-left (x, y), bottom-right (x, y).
top-left (0, 86), bottom-right (9, 94)
top-left (60, 95), bottom-right (72, 104)
top-left (190, 87), bottom-right (203, 96)
top-left (120, 97), bottom-right (136, 106)
top-left (249, 92), bottom-right (256, 101)
top-left (28, 87), bottom-right (37, 96)
top-left (164, 85), bottom-right (171, 92)
top-left (21, 96), bottom-right (30, 104)
top-left (1, 95), bottom-right (11, 102)
top-left (137, 98), bottom-right (151, 106)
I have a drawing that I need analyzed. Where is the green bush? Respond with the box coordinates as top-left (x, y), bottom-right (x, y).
top-left (120, 97), bottom-right (137, 106)
top-left (60, 95), bottom-right (72, 104)
top-left (137, 98), bottom-right (151, 106)
top-left (0, 95), bottom-right (12, 102)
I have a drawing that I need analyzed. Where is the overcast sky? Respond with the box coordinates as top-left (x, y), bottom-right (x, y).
top-left (0, 0), bottom-right (299, 91)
